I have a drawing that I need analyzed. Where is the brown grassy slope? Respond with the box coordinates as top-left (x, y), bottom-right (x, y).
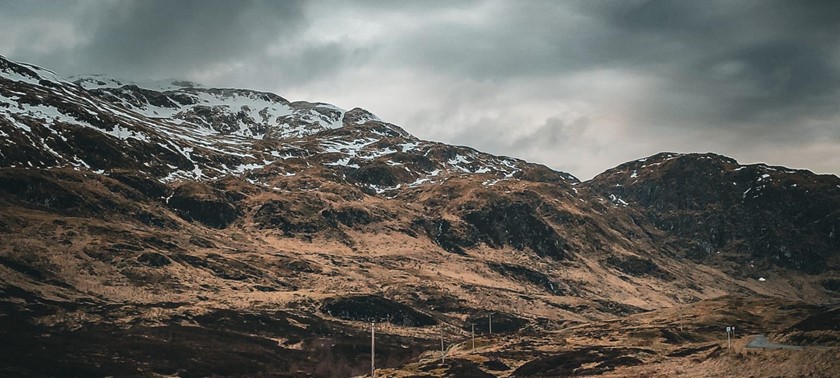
top-left (0, 166), bottom-right (837, 376)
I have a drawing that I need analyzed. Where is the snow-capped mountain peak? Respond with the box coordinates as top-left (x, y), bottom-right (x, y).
top-left (0, 55), bottom-right (576, 190)
top-left (0, 55), bottom-right (72, 87)
top-left (70, 74), bottom-right (202, 92)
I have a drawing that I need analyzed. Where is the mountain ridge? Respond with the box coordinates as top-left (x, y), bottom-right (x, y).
top-left (1, 55), bottom-right (838, 377)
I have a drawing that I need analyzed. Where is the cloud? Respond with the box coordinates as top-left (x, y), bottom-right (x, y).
top-left (0, 1), bottom-right (90, 57)
top-left (3, 0), bottom-right (839, 179)
top-left (79, 0), bottom-right (307, 77)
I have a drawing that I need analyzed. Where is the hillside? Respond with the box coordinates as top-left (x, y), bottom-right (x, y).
top-left (1, 55), bottom-right (838, 377)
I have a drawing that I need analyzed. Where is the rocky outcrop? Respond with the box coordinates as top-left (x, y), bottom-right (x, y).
top-left (462, 200), bottom-right (567, 260)
top-left (107, 171), bottom-right (169, 199)
top-left (136, 252), bottom-right (171, 267)
top-left (0, 170), bottom-right (86, 212)
top-left (253, 197), bottom-right (333, 234)
top-left (321, 206), bottom-right (377, 227)
top-left (464, 311), bottom-right (528, 334)
top-left (347, 161), bottom-right (413, 187)
top-left (413, 217), bottom-right (476, 255)
top-left (512, 347), bottom-right (652, 377)
top-left (488, 262), bottom-right (567, 295)
top-left (604, 255), bottom-right (674, 281)
top-left (320, 295), bottom-right (438, 327)
top-left (167, 182), bottom-right (238, 229)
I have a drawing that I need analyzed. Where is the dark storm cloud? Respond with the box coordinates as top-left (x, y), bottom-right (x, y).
top-left (0, 1), bottom-right (81, 18)
top-left (384, 0), bottom-right (840, 129)
top-left (2, 0), bottom-right (839, 178)
top-left (597, 0), bottom-right (840, 128)
top-left (510, 117), bottom-right (590, 150)
top-left (0, 0), bottom-right (377, 88)
top-left (79, 0), bottom-right (306, 77)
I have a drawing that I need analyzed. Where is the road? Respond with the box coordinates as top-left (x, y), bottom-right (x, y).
top-left (746, 334), bottom-right (804, 350)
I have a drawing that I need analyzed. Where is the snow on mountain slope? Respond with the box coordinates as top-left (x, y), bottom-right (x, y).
top-left (0, 55), bottom-right (72, 87)
top-left (72, 75), bottom-right (201, 92)
top-left (0, 55), bottom-right (578, 190)
top-left (73, 74), bottom-right (361, 139)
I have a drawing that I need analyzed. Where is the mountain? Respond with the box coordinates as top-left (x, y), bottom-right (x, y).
top-left (1, 55), bottom-right (838, 377)
top-left (588, 152), bottom-right (840, 275)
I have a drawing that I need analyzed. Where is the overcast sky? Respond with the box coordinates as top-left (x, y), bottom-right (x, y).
top-left (2, 0), bottom-right (839, 179)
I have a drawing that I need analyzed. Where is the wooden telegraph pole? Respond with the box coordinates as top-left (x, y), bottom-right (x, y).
top-left (371, 322), bottom-right (375, 377)
top-left (489, 313), bottom-right (493, 335)
top-left (440, 325), bottom-right (445, 364)
top-left (471, 323), bottom-right (475, 350)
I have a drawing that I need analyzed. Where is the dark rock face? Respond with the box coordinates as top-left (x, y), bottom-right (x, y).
top-left (142, 236), bottom-right (183, 253)
top-left (108, 171), bottom-right (169, 199)
top-left (413, 218), bottom-right (475, 255)
top-left (514, 164), bottom-right (577, 183)
top-left (321, 206), bottom-right (376, 227)
top-left (137, 252), bottom-right (171, 267)
top-left (253, 197), bottom-right (333, 234)
top-left (780, 307), bottom-right (840, 346)
top-left (822, 279), bottom-right (840, 292)
top-left (389, 152), bottom-right (436, 172)
top-left (464, 311), bottom-right (527, 334)
top-left (188, 236), bottom-right (216, 248)
top-left (0, 255), bottom-right (45, 280)
top-left (443, 359), bottom-right (495, 378)
top-left (283, 259), bottom-right (320, 274)
top-left (0, 171), bottom-right (84, 212)
top-left (483, 359), bottom-right (510, 371)
top-left (167, 183), bottom-right (238, 229)
top-left (604, 255), bottom-right (674, 281)
top-left (320, 295), bottom-right (438, 327)
top-left (347, 161), bottom-right (412, 187)
top-left (593, 299), bottom-right (647, 317)
top-left (512, 347), bottom-right (651, 377)
top-left (463, 200), bottom-right (566, 260)
top-left (787, 308), bottom-right (840, 333)
top-left (0, 170), bottom-right (172, 226)
top-left (588, 153), bottom-right (840, 274)
top-left (488, 262), bottom-right (566, 295)
top-left (91, 85), bottom-right (181, 112)
top-left (170, 253), bottom-right (267, 282)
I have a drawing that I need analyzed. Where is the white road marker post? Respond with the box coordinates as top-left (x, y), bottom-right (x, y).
top-left (726, 326), bottom-right (731, 349)
top-left (371, 322), bottom-right (376, 377)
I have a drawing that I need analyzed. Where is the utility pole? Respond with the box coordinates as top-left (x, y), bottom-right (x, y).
top-left (440, 325), bottom-right (445, 364)
top-left (489, 313), bottom-right (492, 335)
top-left (471, 323), bottom-right (475, 350)
top-left (371, 322), bottom-right (375, 378)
